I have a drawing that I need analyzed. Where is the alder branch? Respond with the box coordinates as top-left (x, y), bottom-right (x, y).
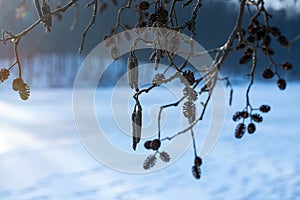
top-left (213, 0), bottom-right (246, 70)
top-left (34, 0), bottom-right (43, 18)
top-left (113, 0), bottom-right (132, 33)
top-left (161, 92), bottom-right (212, 141)
top-left (158, 0), bottom-right (246, 143)
top-left (245, 46), bottom-right (257, 109)
top-left (14, 39), bottom-right (22, 78)
top-left (78, 0), bottom-right (98, 53)
top-left (0, 0), bottom-right (79, 43)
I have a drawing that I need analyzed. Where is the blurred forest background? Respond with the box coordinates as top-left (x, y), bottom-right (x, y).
top-left (0, 0), bottom-right (299, 87)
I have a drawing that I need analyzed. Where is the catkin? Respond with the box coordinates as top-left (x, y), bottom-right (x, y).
top-left (127, 51), bottom-right (139, 90)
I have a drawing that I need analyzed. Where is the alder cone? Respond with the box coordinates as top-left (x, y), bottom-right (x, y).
top-left (247, 123), bottom-right (256, 134)
top-left (138, 2), bottom-right (150, 11)
top-left (159, 151), bottom-right (171, 162)
top-left (183, 70), bottom-right (195, 85)
top-left (156, 7), bottom-right (168, 24)
top-left (18, 83), bottom-right (30, 101)
top-left (239, 54), bottom-right (252, 64)
top-left (262, 68), bottom-right (274, 79)
top-left (151, 139), bottom-right (161, 151)
top-left (123, 32), bottom-right (131, 41)
top-left (277, 36), bottom-right (289, 47)
top-left (251, 114), bottom-right (263, 123)
top-left (232, 112), bottom-right (242, 122)
top-left (143, 155), bottom-right (157, 170)
top-left (236, 42), bottom-right (246, 50)
top-left (277, 79), bottom-right (286, 90)
top-left (235, 123), bottom-right (246, 139)
top-left (240, 111), bottom-right (249, 119)
top-left (192, 165), bottom-right (201, 180)
top-left (194, 156), bottom-right (202, 167)
top-left (0, 69), bottom-right (10, 83)
top-left (183, 101), bottom-right (196, 119)
top-left (111, 47), bottom-right (120, 61)
top-left (259, 105), bottom-right (271, 113)
top-left (144, 141), bottom-right (152, 150)
top-left (152, 73), bottom-right (165, 86)
top-left (12, 78), bottom-right (24, 91)
top-left (270, 26), bottom-right (282, 37)
top-left (282, 62), bottom-right (293, 70)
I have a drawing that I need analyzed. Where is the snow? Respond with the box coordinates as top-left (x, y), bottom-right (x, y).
top-left (0, 83), bottom-right (300, 199)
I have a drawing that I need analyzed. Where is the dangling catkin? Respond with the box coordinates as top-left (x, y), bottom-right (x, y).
top-left (127, 51), bottom-right (139, 90)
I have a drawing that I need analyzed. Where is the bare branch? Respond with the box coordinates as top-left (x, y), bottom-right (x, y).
top-left (34, 0), bottom-right (43, 18)
top-left (213, 0), bottom-right (246, 70)
top-left (114, 0), bottom-right (132, 33)
top-left (78, 0), bottom-right (98, 54)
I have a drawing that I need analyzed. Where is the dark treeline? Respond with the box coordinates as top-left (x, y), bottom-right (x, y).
top-left (0, 0), bottom-right (299, 85)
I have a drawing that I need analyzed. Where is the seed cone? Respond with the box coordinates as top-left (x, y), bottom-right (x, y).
top-left (247, 123), bottom-right (256, 134)
top-left (159, 151), bottom-right (171, 162)
top-left (235, 123), bottom-right (246, 139)
top-left (0, 69), bottom-right (9, 83)
top-left (143, 155), bottom-right (157, 170)
top-left (12, 78), bottom-right (24, 91)
top-left (192, 165), bottom-right (201, 180)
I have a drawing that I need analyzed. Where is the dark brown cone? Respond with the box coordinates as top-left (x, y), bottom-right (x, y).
top-left (192, 165), bottom-right (201, 180)
top-left (259, 105), bottom-right (271, 113)
top-left (247, 123), bottom-right (256, 134)
top-left (235, 123), bottom-right (246, 139)
top-left (262, 68), bottom-right (274, 79)
top-left (277, 79), bottom-right (287, 90)
top-left (0, 69), bottom-right (10, 83)
top-left (251, 114), bottom-right (263, 123)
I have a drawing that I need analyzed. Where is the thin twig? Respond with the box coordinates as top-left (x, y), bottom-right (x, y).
top-left (161, 92), bottom-right (212, 141)
top-left (191, 129), bottom-right (198, 157)
top-left (34, 0), bottom-right (43, 18)
top-left (78, 0), bottom-right (98, 53)
top-left (13, 39), bottom-right (22, 77)
top-left (114, 0), bottom-right (132, 34)
top-left (157, 96), bottom-right (185, 139)
top-left (213, 0), bottom-right (246, 70)
top-left (245, 47), bottom-right (257, 109)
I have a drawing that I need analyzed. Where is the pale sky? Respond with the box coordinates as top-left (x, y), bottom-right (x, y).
top-left (221, 0), bottom-right (300, 16)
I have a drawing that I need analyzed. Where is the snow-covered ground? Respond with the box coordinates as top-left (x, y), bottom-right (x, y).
top-left (0, 83), bottom-right (299, 200)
